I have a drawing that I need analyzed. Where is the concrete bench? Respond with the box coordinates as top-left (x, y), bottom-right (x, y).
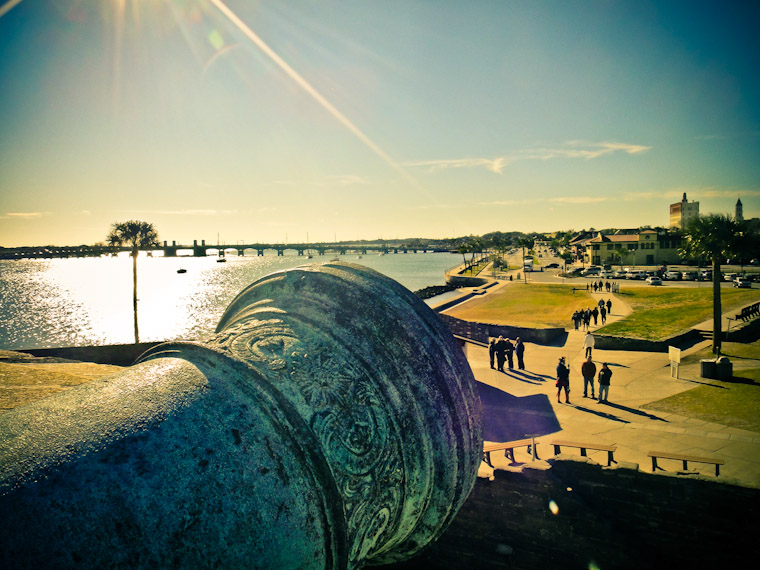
top-left (483, 438), bottom-right (538, 467)
top-left (647, 450), bottom-right (724, 476)
top-left (551, 440), bottom-right (617, 466)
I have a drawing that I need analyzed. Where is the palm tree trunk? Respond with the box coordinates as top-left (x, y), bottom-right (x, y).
top-left (712, 255), bottom-right (722, 354)
top-left (132, 247), bottom-right (139, 344)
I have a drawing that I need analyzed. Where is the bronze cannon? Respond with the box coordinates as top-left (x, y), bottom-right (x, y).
top-left (0, 262), bottom-right (482, 569)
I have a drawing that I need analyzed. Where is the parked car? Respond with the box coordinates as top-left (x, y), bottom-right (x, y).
top-left (599, 270), bottom-right (614, 278)
top-left (664, 270), bottom-right (682, 280)
top-left (612, 270), bottom-right (626, 278)
top-left (545, 262), bottom-right (559, 268)
top-left (724, 272), bottom-right (738, 282)
top-left (734, 277), bottom-right (751, 288)
top-left (646, 276), bottom-right (662, 285)
top-left (626, 270), bottom-right (647, 280)
top-left (682, 271), bottom-right (699, 281)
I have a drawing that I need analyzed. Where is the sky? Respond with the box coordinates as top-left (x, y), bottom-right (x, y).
top-left (1, 0), bottom-right (758, 247)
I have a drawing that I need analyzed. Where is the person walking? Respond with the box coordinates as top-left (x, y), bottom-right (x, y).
top-left (583, 332), bottom-right (595, 359)
top-left (515, 337), bottom-right (525, 369)
top-left (598, 363), bottom-right (612, 403)
top-left (591, 306), bottom-right (599, 326)
top-left (556, 357), bottom-right (570, 404)
top-left (583, 308), bottom-right (591, 331)
top-left (600, 305), bottom-right (607, 324)
top-left (581, 356), bottom-right (597, 399)
top-left (488, 338), bottom-right (496, 369)
top-left (606, 298), bottom-right (612, 314)
top-left (572, 310), bottom-right (580, 331)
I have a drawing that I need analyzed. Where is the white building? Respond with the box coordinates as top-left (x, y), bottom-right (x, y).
top-left (669, 193), bottom-right (699, 229)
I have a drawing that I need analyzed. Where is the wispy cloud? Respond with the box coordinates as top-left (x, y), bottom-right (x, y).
top-left (3, 211), bottom-right (50, 219)
top-left (697, 188), bottom-right (760, 199)
top-left (118, 209), bottom-right (239, 216)
top-left (273, 174), bottom-right (372, 188)
top-left (549, 196), bottom-right (610, 204)
top-left (323, 174), bottom-right (371, 186)
top-left (406, 140), bottom-right (651, 174)
top-left (624, 187), bottom-right (760, 201)
top-left (406, 157), bottom-right (509, 174)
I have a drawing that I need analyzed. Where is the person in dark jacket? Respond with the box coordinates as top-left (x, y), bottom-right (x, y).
top-left (495, 336), bottom-right (507, 372)
top-left (505, 338), bottom-right (515, 369)
top-left (515, 337), bottom-right (525, 370)
top-left (581, 356), bottom-right (597, 398)
top-left (488, 338), bottom-right (496, 369)
top-left (556, 357), bottom-right (570, 404)
top-left (598, 363), bottom-right (612, 403)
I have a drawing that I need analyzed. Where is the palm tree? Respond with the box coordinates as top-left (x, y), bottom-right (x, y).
top-left (107, 220), bottom-right (159, 344)
top-left (613, 246), bottom-right (632, 270)
top-left (680, 214), bottom-right (750, 354)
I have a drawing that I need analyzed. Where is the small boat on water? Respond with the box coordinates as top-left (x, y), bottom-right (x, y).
top-left (217, 258), bottom-right (227, 263)
top-left (331, 257), bottom-right (340, 262)
top-left (177, 268), bottom-right (187, 274)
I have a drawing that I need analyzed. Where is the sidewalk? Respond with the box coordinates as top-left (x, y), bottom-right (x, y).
top-left (467, 295), bottom-right (760, 488)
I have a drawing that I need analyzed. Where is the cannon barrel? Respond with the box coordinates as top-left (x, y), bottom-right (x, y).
top-left (0, 262), bottom-right (482, 569)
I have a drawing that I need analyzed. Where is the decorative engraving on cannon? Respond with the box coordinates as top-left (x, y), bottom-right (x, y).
top-left (0, 262), bottom-right (483, 569)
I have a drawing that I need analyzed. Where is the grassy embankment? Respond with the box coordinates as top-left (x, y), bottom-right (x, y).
top-left (447, 283), bottom-right (760, 338)
top-left (644, 340), bottom-right (760, 432)
top-left (598, 286), bottom-right (760, 340)
top-left (444, 283), bottom-right (595, 328)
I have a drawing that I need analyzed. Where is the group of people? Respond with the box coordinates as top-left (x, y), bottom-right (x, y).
top-left (556, 355), bottom-right (612, 404)
top-left (486, 332), bottom-right (613, 405)
top-left (572, 298), bottom-right (613, 330)
top-left (586, 280), bottom-right (617, 293)
top-left (488, 336), bottom-right (525, 372)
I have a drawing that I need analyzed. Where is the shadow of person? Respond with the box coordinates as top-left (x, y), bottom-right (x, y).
top-left (601, 401), bottom-right (668, 422)
top-left (571, 404), bottom-right (630, 423)
top-left (512, 370), bottom-right (553, 381)
top-left (502, 370), bottom-right (542, 385)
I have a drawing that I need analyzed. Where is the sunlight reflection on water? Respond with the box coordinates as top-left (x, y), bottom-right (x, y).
top-left (0, 253), bottom-right (458, 349)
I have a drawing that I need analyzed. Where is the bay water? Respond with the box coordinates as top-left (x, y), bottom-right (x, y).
top-left (0, 252), bottom-right (460, 350)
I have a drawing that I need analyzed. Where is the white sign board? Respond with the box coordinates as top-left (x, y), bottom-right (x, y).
top-left (668, 346), bottom-right (681, 378)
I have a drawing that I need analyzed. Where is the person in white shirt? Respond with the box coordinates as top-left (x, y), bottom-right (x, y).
top-left (583, 332), bottom-right (595, 359)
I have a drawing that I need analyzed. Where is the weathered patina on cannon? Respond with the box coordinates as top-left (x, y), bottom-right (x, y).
top-left (0, 262), bottom-right (482, 569)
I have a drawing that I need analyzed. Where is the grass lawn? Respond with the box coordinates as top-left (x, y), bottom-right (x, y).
top-left (597, 286), bottom-right (760, 340)
top-left (445, 282), bottom-right (760, 341)
top-left (444, 283), bottom-right (594, 328)
top-left (643, 340), bottom-right (760, 431)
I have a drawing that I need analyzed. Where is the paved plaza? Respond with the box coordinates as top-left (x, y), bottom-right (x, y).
top-left (453, 282), bottom-right (760, 488)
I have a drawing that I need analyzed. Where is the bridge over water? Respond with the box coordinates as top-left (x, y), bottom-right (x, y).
top-left (1, 240), bottom-right (450, 259)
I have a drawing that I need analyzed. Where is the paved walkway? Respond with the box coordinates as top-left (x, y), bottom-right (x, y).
top-left (466, 289), bottom-right (760, 488)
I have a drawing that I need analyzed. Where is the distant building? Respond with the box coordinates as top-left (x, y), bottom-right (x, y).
top-left (736, 198), bottom-right (744, 222)
top-left (669, 193), bottom-right (699, 229)
top-left (582, 229), bottom-right (683, 266)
